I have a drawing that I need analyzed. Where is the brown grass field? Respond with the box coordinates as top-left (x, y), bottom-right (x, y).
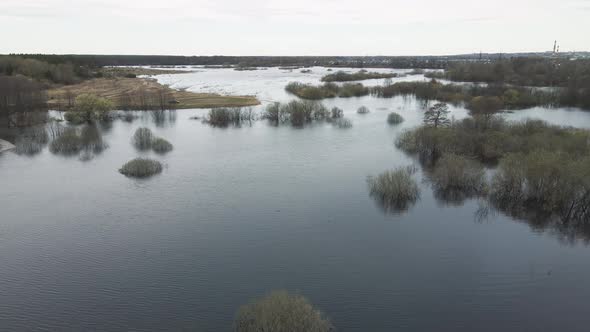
top-left (48, 76), bottom-right (260, 110)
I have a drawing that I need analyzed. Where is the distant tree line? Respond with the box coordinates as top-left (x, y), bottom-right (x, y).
top-left (0, 75), bottom-right (47, 127)
top-left (426, 57), bottom-right (590, 87)
top-left (7, 54), bottom-right (457, 69)
top-left (0, 55), bottom-right (93, 85)
top-left (426, 58), bottom-right (590, 109)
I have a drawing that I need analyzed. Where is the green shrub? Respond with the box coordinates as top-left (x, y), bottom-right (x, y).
top-left (367, 166), bottom-right (420, 213)
top-left (119, 158), bottom-right (163, 178)
top-left (63, 111), bottom-right (86, 124)
top-left (387, 112), bottom-right (404, 125)
top-left (64, 94), bottom-right (113, 123)
top-left (234, 290), bottom-right (332, 332)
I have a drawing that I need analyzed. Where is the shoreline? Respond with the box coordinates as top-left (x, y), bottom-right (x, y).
top-left (0, 139), bottom-right (16, 153)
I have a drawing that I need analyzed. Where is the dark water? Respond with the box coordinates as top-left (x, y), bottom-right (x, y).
top-left (1, 68), bottom-right (590, 331)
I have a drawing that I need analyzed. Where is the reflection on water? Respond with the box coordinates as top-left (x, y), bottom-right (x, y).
top-left (49, 123), bottom-right (108, 161)
top-left (14, 126), bottom-right (49, 156)
top-left (151, 109), bottom-right (177, 127)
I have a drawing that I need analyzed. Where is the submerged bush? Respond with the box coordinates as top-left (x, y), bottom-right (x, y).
top-left (332, 118), bottom-right (353, 129)
top-left (14, 127), bottom-right (49, 156)
top-left (370, 80), bottom-right (557, 111)
top-left (152, 137), bottom-right (173, 154)
top-left (262, 100), bottom-right (329, 126)
top-left (428, 154), bottom-right (487, 204)
top-left (490, 151), bottom-right (590, 224)
top-left (330, 107), bottom-right (343, 119)
top-left (131, 127), bottom-right (173, 153)
top-left (263, 103), bottom-right (281, 122)
top-left (49, 125), bottom-right (108, 158)
top-left (285, 82), bottom-right (369, 100)
top-left (49, 127), bottom-right (83, 155)
top-left (396, 116), bottom-right (590, 165)
top-left (321, 70), bottom-right (398, 82)
top-left (233, 290), bottom-right (332, 332)
top-left (119, 158), bottom-right (163, 178)
top-left (357, 106), bottom-right (370, 114)
top-left (367, 166), bottom-right (420, 213)
top-left (132, 127), bottom-right (154, 150)
top-left (387, 112), bottom-right (404, 125)
top-left (205, 107), bottom-right (255, 127)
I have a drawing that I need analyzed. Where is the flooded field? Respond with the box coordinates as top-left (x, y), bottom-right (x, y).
top-left (1, 67), bottom-right (590, 331)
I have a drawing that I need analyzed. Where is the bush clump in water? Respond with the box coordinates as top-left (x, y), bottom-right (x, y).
top-left (49, 125), bottom-right (108, 159)
top-left (367, 166), bottom-right (420, 213)
top-left (131, 127), bottom-right (174, 153)
top-left (285, 82), bottom-right (369, 100)
top-left (490, 151), bottom-right (590, 224)
top-left (14, 127), bottom-right (49, 156)
top-left (233, 290), bottom-right (333, 332)
top-left (205, 107), bottom-right (255, 127)
top-left (49, 128), bottom-right (83, 155)
top-left (152, 137), bottom-right (173, 154)
top-left (332, 118), bottom-right (353, 129)
top-left (428, 154), bottom-right (487, 204)
top-left (387, 112), bottom-right (404, 125)
top-left (132, 127), bottom-right (154, 150)
top-left (357, 106), bottom-right (370, 114)
top-left (119, 158), bottom-right (163, 178)
top-left (330, 107), bottom-right (343, 119)
top-left (262, 100), bottom-right (330, 126)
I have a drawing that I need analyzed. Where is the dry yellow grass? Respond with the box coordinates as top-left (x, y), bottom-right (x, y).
top-left (48, 77), bottom-right (260, 109)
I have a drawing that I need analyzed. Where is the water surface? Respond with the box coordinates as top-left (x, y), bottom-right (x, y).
top-left (1, 67), bottom-right (590, 331)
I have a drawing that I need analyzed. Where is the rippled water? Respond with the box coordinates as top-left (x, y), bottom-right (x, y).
top-left (1, 67), bottom-right (590, 331)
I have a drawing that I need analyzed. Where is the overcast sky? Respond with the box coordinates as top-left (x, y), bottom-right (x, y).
top-left (1, 0), bottom-right (588, 56)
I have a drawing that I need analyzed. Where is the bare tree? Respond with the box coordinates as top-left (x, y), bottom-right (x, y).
top-left (424, 102), bottom-right (451, 128)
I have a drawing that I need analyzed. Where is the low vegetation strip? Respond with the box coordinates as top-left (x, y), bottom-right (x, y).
top-left (285, 79), bottom-right (588, 111)
top-left (321, 70), bottom-right (399, 82)
top-left (285, 82), bottom-right (369, 100)
top-left (48, 77), bottom-right (259, 110)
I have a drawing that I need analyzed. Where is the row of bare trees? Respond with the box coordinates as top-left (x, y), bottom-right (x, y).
top-left (0, 75), bottom-right (47, 127)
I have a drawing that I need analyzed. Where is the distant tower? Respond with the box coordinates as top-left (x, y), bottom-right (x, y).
top-left (553, 40), bottom-right (557, 54)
